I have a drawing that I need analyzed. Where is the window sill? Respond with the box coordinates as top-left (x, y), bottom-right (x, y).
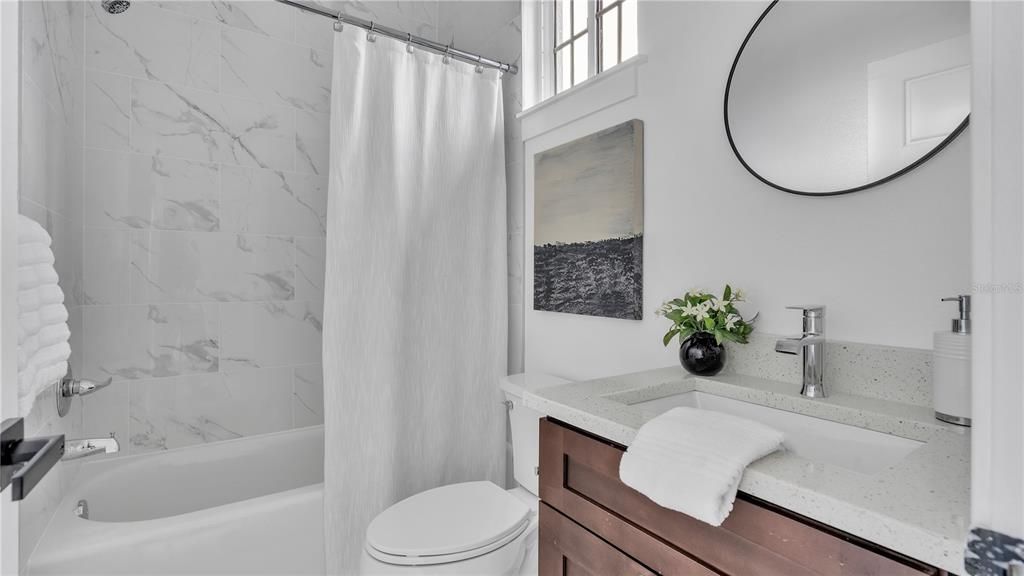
top-left (518, 54), bottom-right (647, 141)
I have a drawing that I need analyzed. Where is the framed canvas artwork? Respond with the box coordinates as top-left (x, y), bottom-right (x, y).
top-left (533, 119), bottom-right (644, 320)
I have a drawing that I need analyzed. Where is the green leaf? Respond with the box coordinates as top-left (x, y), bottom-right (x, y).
top-left (665, 310), bottom-right (684, 323)
top-left (662, 328), bottom-right (679, 347)
top-left (723, 284), bottom-right (732, 301)
top-left (704, 317), bottom-right (715, 331)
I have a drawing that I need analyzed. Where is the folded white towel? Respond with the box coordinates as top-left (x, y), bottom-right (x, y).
top-left (18, 263), bottom-right (59, 290)
top-left (17, 242), bottom-right (55, 267)
top-left (16, 215), bottom-right (70, 416)
top-left (619, 407), bottom-right (785, 526)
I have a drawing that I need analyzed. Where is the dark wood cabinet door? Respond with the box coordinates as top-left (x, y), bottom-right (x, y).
top-left (539, 418), bottom-right (944, 576)
top-left (539, 502), bottom-right (660, 576)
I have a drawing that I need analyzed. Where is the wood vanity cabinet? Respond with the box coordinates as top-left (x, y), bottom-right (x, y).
top-left (538, 418), bottom-right (950, 576)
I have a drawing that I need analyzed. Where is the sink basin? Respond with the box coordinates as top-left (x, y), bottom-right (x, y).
top-left (628, 392), bottom-right (923, 475)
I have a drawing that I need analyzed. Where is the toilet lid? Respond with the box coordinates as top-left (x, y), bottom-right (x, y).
top-left (366, 481), bottom-right (531, 563)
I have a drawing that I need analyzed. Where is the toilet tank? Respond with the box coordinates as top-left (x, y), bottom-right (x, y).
top-left (500, 374), bottom-right (571, 496)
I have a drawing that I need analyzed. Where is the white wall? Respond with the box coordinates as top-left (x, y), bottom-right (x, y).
top-left (523, 1), bottom-right (971, 381)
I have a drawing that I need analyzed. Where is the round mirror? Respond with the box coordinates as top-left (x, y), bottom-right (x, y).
top-left (724, 1), bottom-right (970, 196)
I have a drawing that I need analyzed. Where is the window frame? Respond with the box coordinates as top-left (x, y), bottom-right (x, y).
top-left (552, 0), bottom-right (632, 94)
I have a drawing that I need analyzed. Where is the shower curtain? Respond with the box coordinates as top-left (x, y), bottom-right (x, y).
top-left (322, 26), bottom-right (508, 573)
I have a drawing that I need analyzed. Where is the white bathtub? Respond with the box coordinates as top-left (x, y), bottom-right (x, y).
top-left (28, 426), bottom-right (325, 575)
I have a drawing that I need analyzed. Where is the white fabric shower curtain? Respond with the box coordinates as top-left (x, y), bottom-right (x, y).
top-left (322, 27), bottom-right (508, 573)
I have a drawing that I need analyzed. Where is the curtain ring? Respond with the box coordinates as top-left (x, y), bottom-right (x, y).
top-left (406, 32), bottom-right (414, 53)
top-left (474, 55), bottom-right (484, 74)
top-left (442, 44), bottom-right (452, 65)
top-left (332, 10), bottom-right (343, 32)
top-left (366, 22), bottom-right (377, 42)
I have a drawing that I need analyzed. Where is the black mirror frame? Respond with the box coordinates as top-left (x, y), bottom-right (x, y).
top-left (723, 0), bottom-right (971, 197)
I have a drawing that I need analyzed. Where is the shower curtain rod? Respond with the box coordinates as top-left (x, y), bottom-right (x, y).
top-left (274, 0), bottom-right (519, 75)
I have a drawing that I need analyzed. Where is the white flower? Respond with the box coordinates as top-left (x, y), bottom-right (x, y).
top-left (732, 289), bottom-right (746, 302)
top-left (712, 298), bottom-right (731, 312)
top-left (693, 304), bottom-right (711, 322)
top-left (725, 314), bottom-right (740, 330)
top-left (681, 303), bottom-right (699, 317)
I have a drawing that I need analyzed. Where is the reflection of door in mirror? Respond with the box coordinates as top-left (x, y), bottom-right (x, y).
top-left (868, 35), bottom-right (970, 181)
top-left (725, 1), bottom-right (970, 195)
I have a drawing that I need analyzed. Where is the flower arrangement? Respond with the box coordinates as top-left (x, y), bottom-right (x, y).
top-left (656, 285), bottom-right (755, 346)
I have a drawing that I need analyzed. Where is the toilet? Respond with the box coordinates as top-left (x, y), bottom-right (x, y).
top-left (359, 373), bottom-right (570, 575)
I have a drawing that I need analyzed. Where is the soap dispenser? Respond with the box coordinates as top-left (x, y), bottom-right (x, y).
top-left (933, 295), bottom-right (971, 426)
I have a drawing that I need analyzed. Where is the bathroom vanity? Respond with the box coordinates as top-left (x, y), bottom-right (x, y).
top-left (528, 369), bottom-right (969, 575)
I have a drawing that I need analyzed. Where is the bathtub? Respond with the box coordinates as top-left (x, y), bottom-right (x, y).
top-left (27, 426), bottom-right (325, 575)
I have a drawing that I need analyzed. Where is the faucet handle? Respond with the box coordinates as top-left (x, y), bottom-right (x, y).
top-left (786, 305), bottom-right (826, 317)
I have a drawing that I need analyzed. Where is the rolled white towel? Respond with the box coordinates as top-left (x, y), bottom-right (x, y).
top-left (18, 262), bottom-right (59, 291)
top-left (619, 406), bottom-right (784, 526)
top-left (17, 284), bottom-right (64, 314)
top-left (18, 242), bottom-right (55, 267)
top-left (16, 214), bottom-right (70, 416)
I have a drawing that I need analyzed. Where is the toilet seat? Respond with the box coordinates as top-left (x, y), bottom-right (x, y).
top-left (365, 481), bottom-right (532, 567)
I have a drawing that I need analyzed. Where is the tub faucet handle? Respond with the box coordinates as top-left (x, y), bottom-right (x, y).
top-left (60, 374), bottom-right (113, 398)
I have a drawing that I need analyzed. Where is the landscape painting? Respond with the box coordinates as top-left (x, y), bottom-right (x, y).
top-left (533, 120), bottom-right (644, 320)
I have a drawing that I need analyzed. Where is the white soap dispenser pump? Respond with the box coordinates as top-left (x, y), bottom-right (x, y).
top-left (933, 295), bottom-right (971, 426)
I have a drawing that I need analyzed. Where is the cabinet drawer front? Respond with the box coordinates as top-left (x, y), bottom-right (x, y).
top-left (539, 418), bottom-right (940, 576)
top-left (540, 503), bottom-right (658, 576)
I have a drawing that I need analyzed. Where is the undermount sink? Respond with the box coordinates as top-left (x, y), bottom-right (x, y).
top-left (627, 392), bottom-right (923, 475)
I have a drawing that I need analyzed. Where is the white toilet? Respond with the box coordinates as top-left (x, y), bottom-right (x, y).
top-left (359, 373), bottom-right (570, 575)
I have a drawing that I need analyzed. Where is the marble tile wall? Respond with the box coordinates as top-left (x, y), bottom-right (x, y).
top-left (17, 0), bottom-right (522, 562)
top-left (78, 0), bottom-right (331, 455)
top-left (19, 1), bottom-right (85, 567)
top-left (77, 0), bottom-right (524, 455)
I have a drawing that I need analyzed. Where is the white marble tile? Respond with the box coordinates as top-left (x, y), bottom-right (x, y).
top-left (81, 303), bottom-right (219, 381)
top-left (80, 380), bottom-right (130, 443)
top-left (220, 301), bottom-right (322, 369)
top-left (84, 70), bottom-right (130, 150)
top-left (85, 2), bottom-right (220, 90)
top-left (221, 28), bottom-right (332, 113)
top-left (156, 1), bottom-right (295, 42)
top-left (295, 110), bottom-right (330, 176)
top-left (131, 79), bottom-right (296, 170)
top-left (437, 1), bottom-right (521, 62)
top-left (84, 149), bottom-right (220, 231)
top-left (21, 79), bottom-right (77, 219)
top-left (50, 213), bottom-right (85, 309)
top-left (82, 228), bottom-right (131, 305)
top-left (294, 6), bottom-right (337, 52)
top-left (336, 0), bottom-right (440, 41)
top-left (293, 364), bottom-right (324, 427)
top-left (22, 0), bottom-right (84, 131)
top-left (130, 231), bottom-right (295, 303)
top-left (128, 367), bottom-right (293, 454)
top-left (295, 236), bottom-right (326, 307)
top-left (221, 167), bottom-right (327, 236)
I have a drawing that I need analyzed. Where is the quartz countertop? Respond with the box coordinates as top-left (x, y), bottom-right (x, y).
top-left (523, 367), bottom-right (970, 574)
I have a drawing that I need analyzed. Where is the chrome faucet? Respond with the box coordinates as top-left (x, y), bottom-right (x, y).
top-left (62, 435), bottom-right (120, 461)
top-left (775, 306), bottom-right (826, 398)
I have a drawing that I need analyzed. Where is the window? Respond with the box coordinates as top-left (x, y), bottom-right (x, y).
top-left (553, 0), bottom-right (638, 94)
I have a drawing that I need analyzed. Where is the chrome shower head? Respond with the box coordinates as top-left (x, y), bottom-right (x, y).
top-left (100, 0), bottom-right (130, 14)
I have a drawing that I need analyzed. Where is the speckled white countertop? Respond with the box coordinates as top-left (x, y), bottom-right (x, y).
top-left (523, 367), bottom-right (970, 574)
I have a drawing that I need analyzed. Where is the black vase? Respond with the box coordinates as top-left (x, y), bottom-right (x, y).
top-left (679, 332), bottom-right (726, 376)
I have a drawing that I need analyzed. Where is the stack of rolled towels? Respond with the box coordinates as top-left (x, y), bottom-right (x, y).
top-left (17, 215), bottom-right (70, 416)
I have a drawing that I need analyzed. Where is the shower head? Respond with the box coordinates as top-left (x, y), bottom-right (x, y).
top-left (100, 0), bottom-right (130, 14)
